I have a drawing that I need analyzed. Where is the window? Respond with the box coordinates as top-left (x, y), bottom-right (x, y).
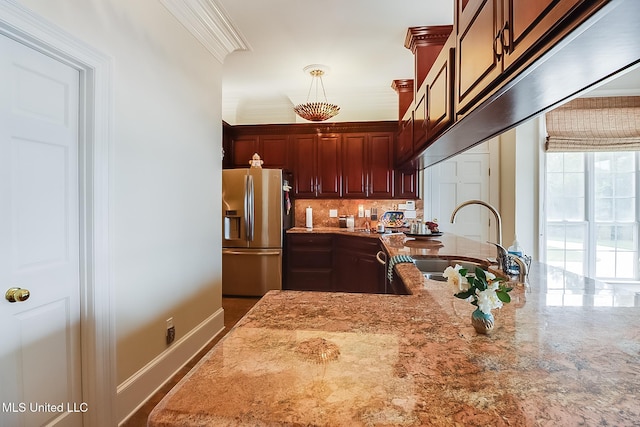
top-left (544, 151), bottom-right (639, 282)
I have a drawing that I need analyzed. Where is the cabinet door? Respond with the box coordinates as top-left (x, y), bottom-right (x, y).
top-left (286, 234), bottom-right (333, 291)
top-left (456, 0), bottom-right (503, 115)
top-left (396, 111), bottom-right (414, 164)
top-left (333, 236), bottom-right (384, 293)
top-left (427, 47), bottom-right (455, 139)
top-left (260, 135), bottom-right (290, 169)
top-left (222, 125), bottom-right (233, 169)
top-left (292, 135), bottom-right (317, 197)
top-left (368, 133), bottom-right (394, 199)
top-left (394, 170), bottom-right (418, 199)
top-left (413, 88), bottom-right (428, 154)
top-left (232, 136), bottom-right (259, 168)
top-left (502, 0), bottom-right (586, 69)
top-left (342, 134), bottom-right (368, 198)
top-left (316, 134), bottom-right (342, 198)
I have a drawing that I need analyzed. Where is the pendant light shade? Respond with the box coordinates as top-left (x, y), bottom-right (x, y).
top-left (294, 65), bottom-right (340, 122)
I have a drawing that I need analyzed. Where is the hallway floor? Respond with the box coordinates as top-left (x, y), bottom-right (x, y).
top-left (122, 296), bottom-right (260, 426)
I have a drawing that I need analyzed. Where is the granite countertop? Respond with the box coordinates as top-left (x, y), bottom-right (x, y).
top-left (149, 232), bottom-right (640, 426)
top-left (287, 226), bottom-right (395, 238)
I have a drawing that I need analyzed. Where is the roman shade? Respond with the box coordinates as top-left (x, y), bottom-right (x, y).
top-left (545, 96), bottom-right (640, 152)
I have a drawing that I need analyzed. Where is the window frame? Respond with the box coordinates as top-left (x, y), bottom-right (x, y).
top-left (543, 151), bottom-right (640, 283)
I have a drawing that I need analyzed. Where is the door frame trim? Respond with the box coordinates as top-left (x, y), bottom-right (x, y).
top-left (0, 2), bottom-right (115, 425)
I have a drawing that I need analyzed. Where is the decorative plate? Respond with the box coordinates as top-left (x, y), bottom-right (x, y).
top-left (380, 211), bottom-right (405, 228)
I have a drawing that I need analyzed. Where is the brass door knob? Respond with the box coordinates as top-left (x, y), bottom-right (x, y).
top-left (5, 287), bottom-right (30, 303)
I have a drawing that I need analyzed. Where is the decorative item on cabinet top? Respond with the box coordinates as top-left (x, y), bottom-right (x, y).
top-left (249, 153), bottom-right (263, 168)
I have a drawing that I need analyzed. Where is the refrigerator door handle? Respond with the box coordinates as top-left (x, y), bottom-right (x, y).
top-left (243, 174), bottom-right (250, 242)
top-left (223, 249), bottom-right (281, 256)
top-left (247, 174), bottom-right (255, 241)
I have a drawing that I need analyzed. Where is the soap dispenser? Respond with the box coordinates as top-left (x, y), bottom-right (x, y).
top-left (507, 235), bottom-right (524, 274)
top-left (507, 235), bottom-right (524, 257)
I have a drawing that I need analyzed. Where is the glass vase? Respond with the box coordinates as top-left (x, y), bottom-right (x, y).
top-left (471, 308), bottom-right (494, 334)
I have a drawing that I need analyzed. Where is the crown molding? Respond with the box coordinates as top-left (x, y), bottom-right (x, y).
top-left (391, 79), bottom-right (414, 93)
top-left (159, 0), bottom-right (249, 62)
top-left (404, 25), bottom-right (453, 53)
top-left (228, 121), bottom-right (399, 137)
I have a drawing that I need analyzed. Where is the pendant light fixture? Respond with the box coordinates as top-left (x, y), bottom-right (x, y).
top-left (294, 64), bottom-right (340, 122)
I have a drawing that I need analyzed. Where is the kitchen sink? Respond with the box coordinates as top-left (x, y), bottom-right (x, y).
top-left (422, 272), bottom-right (448, 282)
top-left (414, 258), bottom-right (492, 283)
top-left (414, 258), bottom-right (451, 272)
top-left (414, 259), bottom-right (451, 283)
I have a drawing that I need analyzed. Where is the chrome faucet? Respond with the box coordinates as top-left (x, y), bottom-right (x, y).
top-left (487, 242), bottom-right (510, 275)
top-left (451, 200), bottom-right (505, 271)
top-left (450, 199), bottom-right (503, 246)
top-left (508, 254), bottom-right (529, 285)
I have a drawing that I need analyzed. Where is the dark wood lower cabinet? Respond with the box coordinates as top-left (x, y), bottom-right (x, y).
top-left (333, 236), bottom-right (385, 294)
top-left (285, 234), bottom-right (333, 292)
top-left (286, 233), bottom-right (386, 294)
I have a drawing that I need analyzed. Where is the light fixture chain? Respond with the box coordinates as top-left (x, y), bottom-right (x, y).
top-left (319, 75), bottom-right (329, 103)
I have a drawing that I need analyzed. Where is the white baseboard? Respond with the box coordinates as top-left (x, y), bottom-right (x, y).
top-left (116, 307), bottom-right (225, 425)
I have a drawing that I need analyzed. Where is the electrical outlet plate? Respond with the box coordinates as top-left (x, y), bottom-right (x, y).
top-left (329, 209), bottom-right (338, 218)
top-left (166, 326), bottom-right (175, 345)
top-left (166, 317), bottom-right (175, 345)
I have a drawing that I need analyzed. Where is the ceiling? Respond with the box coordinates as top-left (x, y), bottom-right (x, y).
top-left (217, 0), bottom-right (640, 126)
top-left (218, 0), bottom-right (454, 125)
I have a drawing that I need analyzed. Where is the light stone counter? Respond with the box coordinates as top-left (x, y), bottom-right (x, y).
top-left (149, 233), bottom-right (640, 426)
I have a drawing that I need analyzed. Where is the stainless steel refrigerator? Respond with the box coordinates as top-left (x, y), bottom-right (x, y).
top-left (222, 168), bottom-right (293, 296)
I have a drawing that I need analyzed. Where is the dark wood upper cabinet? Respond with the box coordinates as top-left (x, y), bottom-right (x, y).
top-left (230, 136), bottom-right (259, 168)
top-left (368, 133), bottom-right (395, 199)
top-left (426, 42), bottom-right (456, 140)
top-left (292, 134), bottom-right (317, 198)
top-left (394, 169), bottom-right (418, 200)
top-left (343, 133), bottom-right (395, 199)
top-left (224, 121), bottom-right (417, 199)
top-left (456, 0), bottom-right (609, 116)
top-left (456, 0), bottom-right (503, 115)
top-left (316, 134), bottom-right (342, 198)
top-left (229, 134), bottom-right (290, 169)
top-left (412, 90), bottom-right (427, 153)
top-left (396, 108), bottom-right (414, 165)
top-left (260, 135), bottom-right (290, 169)
top-left (342, 134), bottom-right (368, 198)
top-left (403, 26), bottom-right (452, 156)
top-left (502, 0), bottom-right (586, 69)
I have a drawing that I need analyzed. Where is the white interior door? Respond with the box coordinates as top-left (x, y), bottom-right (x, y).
top-left (0, 35), bottom-right (82, 426)
top-left (426, 148), bottom-right (491, 243)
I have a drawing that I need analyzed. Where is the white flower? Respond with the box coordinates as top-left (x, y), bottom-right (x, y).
top-left (443, 264), bottom-right (469, 292)
top-left (476, 285), bottom-right (503, 314)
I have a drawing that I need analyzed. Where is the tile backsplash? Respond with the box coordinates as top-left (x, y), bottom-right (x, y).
top-left (294, 199), bottom-right (424, 229)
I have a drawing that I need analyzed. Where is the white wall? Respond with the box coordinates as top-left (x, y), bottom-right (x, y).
top-left (499, 118), bottom-right (542, 259)
top-left (16, 0), bottom-right (224, 421)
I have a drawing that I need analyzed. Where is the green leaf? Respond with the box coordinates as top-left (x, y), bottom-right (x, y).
top-left (475, 267), bottom-right (486, 282)
top-left (496, 290), bottom-right (511, 303)
top-left (459, 268), bottom-right (468, 277)
top-left (454, 290), bottom-right (475, 300)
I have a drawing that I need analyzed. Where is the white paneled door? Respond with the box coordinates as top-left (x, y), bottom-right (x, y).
top-left (427, 150), bottom-right (491, 243)
top-left (0, 35), bottom-right (83, 426)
